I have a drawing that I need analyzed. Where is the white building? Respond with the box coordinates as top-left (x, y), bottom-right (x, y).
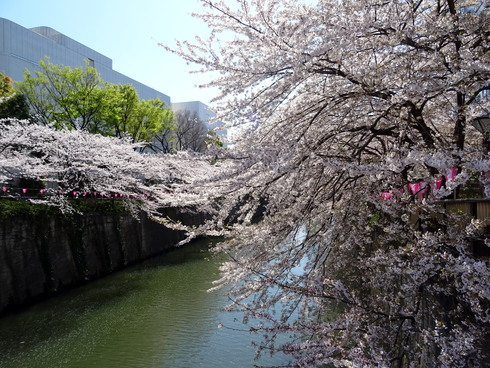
top-left (172, 100), bottom-right (216, 126)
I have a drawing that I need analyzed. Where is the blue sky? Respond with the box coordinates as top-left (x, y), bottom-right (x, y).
top-left (1, 0), bottom-right (217, 105)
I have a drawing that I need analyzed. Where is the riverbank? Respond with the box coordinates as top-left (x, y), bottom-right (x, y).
top-left (0, 199), bottom-right (208, 316)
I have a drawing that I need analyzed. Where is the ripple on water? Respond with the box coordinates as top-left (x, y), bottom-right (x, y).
top-left (0, 239), bottom-right (292, 368)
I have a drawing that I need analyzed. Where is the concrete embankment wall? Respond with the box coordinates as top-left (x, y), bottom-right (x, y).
top-left (0, 201), bottom-right (207, 316)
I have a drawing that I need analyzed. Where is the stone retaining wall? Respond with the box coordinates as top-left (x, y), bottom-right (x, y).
top-left (0, 204), bottom-right (207, 316)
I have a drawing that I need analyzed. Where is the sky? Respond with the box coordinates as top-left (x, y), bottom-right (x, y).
top-left (0, 0), bottom-right (218, 105)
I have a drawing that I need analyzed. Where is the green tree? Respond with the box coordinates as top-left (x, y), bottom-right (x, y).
top-left (0, 73), bottom-right (14, 97)
top-left (0, 72), bottom-right (30, 120)
top-left (130, 98), bottom-right (174, 145)
top-left (96, 85), bottom-right (175, 149)
top-left (18, 58), bottom-right (105, 130)
top-left (97, 84), bottom-right (140, 137)
top-left (16, 59), bottom-right (175, 147)
top-left (0, 94), bottom-right (30, 120)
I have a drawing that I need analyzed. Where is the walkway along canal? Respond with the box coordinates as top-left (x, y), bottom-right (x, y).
top-left (0, 238), bottom-right (292, 368)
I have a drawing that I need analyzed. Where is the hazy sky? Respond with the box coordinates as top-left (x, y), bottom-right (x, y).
top-left (1, 0), bottom-right (217, 105)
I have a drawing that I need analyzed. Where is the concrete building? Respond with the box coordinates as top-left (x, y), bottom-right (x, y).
top-left (0, 17), bottom-right (170, 104)
top-left (172, 100), bottom-right (217, 126)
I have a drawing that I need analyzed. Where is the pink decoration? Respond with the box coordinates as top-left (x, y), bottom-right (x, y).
top-left (22, 188), bottom-right (27, 194)
top-left (436, 177), bottom-right (443, 189)
top-left (378, 168), bottom-right (458, 201)
top-left (407, 183), bottom-right (418, 194)
top-left (451, 168), bottom-right (457, 180)
top-left (380, 192), bottom-right (392, 200)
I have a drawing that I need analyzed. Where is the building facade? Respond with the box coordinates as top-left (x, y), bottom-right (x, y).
top-left (0, 17), bottom-right (170, 104)
top-left (172, 100), bottom-right (217, 126)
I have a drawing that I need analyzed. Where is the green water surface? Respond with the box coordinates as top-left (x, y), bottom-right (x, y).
top-left (0, 239), bottom-right (291, 368)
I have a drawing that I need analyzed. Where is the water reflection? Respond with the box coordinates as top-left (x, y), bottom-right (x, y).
top-left (0, 239), bottom-right (290, 368)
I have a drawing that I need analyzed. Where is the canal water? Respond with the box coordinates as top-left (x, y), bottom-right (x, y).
top-left (0, 239), bottom-right (291, 368)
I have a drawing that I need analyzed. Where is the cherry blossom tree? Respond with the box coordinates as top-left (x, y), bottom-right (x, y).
top-left (1, 1), bottom-right (489, 366)
top-left (0, 118), bottom-right (217, 217)
top-left (163, 0), bottom-right (490, 366)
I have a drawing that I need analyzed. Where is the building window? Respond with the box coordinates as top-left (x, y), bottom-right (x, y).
top-left (87, 58), bottom-right (94, 67)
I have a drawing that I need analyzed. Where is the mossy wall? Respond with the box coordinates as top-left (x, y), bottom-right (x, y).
top-left (0, 200), bottom-right (207, 316)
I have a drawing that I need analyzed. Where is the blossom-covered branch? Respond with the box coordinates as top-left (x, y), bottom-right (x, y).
top-left (164, 1), bottom-right (490, 366)
top-left (0, 119), bottom-right (220, 218)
